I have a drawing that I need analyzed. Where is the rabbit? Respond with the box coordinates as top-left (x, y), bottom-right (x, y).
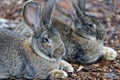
top-left (53, 0), bottom-right (117, 64)
top-left (0, 0), bottom-right (74, 79)
top-left (14, 0), bottom-right (117, 64)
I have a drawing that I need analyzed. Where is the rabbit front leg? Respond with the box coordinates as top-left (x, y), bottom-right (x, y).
top-left (60, 60), bottom-right (74, 73)
top-left (102, 46), bottom-right (117, 60)
top-left (48, 69), bottom-right (68, 80)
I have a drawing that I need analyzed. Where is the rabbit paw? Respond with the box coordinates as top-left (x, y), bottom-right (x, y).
top-left (48, 69), bottom-right (68, 80)
top-left (60, 60), bottom-right (74, 73)
top-left (102, 46), bottom-right (117, 60)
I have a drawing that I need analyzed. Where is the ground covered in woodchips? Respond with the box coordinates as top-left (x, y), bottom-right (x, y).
top-left (0, 0), bottom-right (119, 79)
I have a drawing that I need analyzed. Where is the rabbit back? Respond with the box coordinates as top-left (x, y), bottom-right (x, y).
top-left (0, 28), bottom-right (35, 79)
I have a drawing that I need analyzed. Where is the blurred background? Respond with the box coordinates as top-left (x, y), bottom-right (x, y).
top-left (0, 0), bottom-right (119, 79)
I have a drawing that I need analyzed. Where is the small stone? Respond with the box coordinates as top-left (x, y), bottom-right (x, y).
top-left (77, 66), bottom-right (84, 72)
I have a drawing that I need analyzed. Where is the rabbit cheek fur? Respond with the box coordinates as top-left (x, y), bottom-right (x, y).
top-left (69, 32), bottom-right (104, 63)
top-left (36, 27), bottom-right (65, 59)
top-left (0, 28), bottom-right (62, 79)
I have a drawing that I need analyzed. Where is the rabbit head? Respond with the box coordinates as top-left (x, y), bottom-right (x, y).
top-left (61, 0), bottom-right (106, 41)
top-left (23, 0), bottom-right (65, 60)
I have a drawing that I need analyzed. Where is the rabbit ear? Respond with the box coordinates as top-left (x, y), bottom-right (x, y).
top-left (42, 0), bottom-right (59, 28)
top-left (56, 5), bottom-right (77, 22)
top-left (69, 0), bottom-right (86, 18)
top-left (23, 1), bottom-right (41, 33)
top-left (77, 0), bottom-right (86, 13)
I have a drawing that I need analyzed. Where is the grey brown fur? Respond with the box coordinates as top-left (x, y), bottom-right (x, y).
top-left (0, 0), bottom-right (74, 79)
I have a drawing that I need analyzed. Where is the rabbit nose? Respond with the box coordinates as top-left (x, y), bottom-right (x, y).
top-left (52, 48), bottom-right (65, 59)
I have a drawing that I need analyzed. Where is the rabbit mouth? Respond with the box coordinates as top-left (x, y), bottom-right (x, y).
top-left (78, 33), bottom-right (97, 41)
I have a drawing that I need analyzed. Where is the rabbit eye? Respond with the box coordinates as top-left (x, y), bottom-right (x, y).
top-left (87, 24), bottom-right (96, 29)
top-left (42, 37), bottom-right (49, 43)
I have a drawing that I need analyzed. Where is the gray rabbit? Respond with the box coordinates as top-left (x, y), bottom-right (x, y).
top-left (14, 0), bottom-right (117, 64)
top-left (54, 0), bottom-right (117, 63)
top-left (0, 0), bottom-right (74, 79)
